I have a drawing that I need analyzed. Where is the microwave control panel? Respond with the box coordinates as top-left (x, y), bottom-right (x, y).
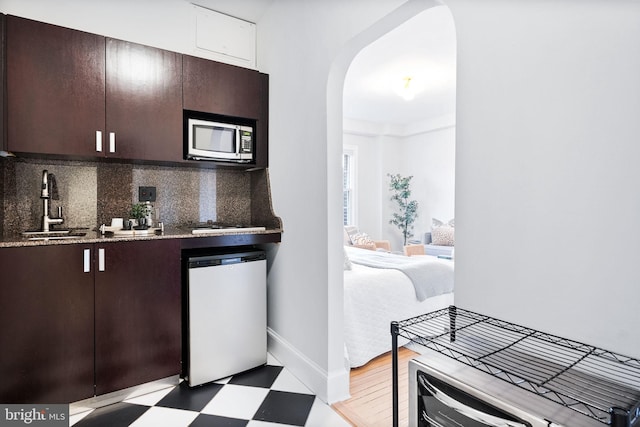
top-left (240, 130), bottom-right (253, 153)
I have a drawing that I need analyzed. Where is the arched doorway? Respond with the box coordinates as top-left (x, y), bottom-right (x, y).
top-left (326, 0), bottom-right (457, 416)
top-left (342, 6), bottom-right (456, 252)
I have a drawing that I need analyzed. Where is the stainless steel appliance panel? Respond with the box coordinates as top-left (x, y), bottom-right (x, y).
top-left (187, 251), bottom-right (266, 387)
top-left (409, 350), bottom-right (604, 427)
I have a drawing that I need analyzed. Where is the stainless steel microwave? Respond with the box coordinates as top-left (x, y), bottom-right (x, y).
top-left (186, 115), bottom-right (254, 163)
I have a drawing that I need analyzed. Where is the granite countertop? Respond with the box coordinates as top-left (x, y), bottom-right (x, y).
top-left (0, 225), bottom-right (283, 248)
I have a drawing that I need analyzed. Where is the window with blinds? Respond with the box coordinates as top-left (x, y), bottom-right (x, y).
top-left (343, 148), bottom-right (357, 226)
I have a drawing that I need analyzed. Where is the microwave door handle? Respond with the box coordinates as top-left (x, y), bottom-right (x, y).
top-left (419, 375), bottom-right (529, 427)
top-left (235, 128), bottom-right (241, 155)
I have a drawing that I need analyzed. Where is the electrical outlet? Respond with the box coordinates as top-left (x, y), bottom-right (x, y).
top-left (138, 186), bottom-right (156, 202)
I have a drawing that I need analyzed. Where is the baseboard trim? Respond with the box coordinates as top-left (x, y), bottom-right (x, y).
top-left (70, 375), bottom-right (179, 415)
top-left (267, 327), bottom-right (349, 404)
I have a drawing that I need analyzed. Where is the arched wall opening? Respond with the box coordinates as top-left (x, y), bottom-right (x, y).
top-left (326, 0), bottom-right (456, 403)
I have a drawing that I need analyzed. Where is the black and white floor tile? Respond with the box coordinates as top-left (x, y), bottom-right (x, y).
top-left (70, 355), bottom-right (350, 427)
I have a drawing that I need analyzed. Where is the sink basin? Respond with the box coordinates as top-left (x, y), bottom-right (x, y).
top-left (23, 229), bottom-right (87, 240)
top-left (27, 235), bottom-right (80, 241)
top-left (23, 230), bottom-right (71, 236)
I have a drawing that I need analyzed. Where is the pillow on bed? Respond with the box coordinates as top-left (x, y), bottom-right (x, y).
top-left (432, 218), bottom-right (455, 246)
top-left (344, 226), bottom-right (358, 245)
top-left (350, 231), bottom-right (374, 247)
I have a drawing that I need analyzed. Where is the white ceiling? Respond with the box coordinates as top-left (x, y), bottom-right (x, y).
top-left (186, 1), bottom-right (456, 127)
top-left (343, 6), bottom-right (457, 127)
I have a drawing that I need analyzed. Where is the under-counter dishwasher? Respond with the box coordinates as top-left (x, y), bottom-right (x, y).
top-left (184, 249), bottom-right (267, 387)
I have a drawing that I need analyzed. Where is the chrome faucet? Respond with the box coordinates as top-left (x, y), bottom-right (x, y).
top-left (41, 170), bottom-right (64, 232)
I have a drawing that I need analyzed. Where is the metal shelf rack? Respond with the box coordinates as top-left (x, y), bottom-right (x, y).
top-left (391, 306), bottom-right (640, 427)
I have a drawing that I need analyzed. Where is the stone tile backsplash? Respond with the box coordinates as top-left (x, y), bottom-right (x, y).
top-left (0, 157), bottom-right (267, 237)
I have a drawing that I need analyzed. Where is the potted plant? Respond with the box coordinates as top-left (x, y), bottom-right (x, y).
top-left (388, 173), bottom-right (418, 246)
top-left (129, 202), bottom-right (150, 229)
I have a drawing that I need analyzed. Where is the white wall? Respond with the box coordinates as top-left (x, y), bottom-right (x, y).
top-left (401, 125), bottom-right (456, 243)
top-left (449, 0), bottom-right (640, 358)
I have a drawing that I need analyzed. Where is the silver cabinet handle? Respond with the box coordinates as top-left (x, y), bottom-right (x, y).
top-left (83, 249), bottom-right (91, 273)
top-left (98, 248), bottom-right (105, 272)
top-left (96, 130), bottom-right (103, 152)
top-left (109, 132), bottom-right (116, 153)
top-left (419, 375), bottom-right (528, 427)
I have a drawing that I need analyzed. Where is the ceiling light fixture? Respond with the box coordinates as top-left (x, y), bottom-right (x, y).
top-left (397, 76), bottom-right (416, 101)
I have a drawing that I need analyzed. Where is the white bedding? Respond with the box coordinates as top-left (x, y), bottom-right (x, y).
top-left (345, 246), bottom-right (454, 301)
top-left (344, 261), bottom-right (454, 368)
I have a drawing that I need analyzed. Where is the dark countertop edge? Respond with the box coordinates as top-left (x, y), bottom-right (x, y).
top-left (0, 228), bottom-right (283, 248)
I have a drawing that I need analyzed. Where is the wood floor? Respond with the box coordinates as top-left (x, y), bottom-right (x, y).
top-left (332, 347), bottom-right (418, 427)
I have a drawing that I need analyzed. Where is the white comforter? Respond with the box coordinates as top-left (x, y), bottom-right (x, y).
top-left (344, 249), bottom-right (454, 368)
top-left (345, 246), bottom-right (454, 301)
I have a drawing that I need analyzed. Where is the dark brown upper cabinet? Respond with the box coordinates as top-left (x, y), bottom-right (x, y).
top-left (183, 55), bottom-right (269, 168)
top-left (105, 38), bottom-right (182, 162)
top-left (6, 16), bottom-right (183, 162)
top-left (5, 15), bottom-right (269, 167)
top-left (6, 16), bottom-right (106, 158)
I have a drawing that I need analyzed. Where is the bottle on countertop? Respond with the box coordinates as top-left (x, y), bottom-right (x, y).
top-left (145, 201), bottom-right (154, 228)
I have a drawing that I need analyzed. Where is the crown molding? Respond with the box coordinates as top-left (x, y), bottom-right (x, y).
top-left (343, 113), bottom-right (455, 138)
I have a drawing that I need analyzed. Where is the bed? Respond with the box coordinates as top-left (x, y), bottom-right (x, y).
top-left (343, 245), bottom-right (454, 368)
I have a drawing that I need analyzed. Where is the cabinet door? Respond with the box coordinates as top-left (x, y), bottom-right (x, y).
top-left (6, 16), bottom-right (105, 157)
top-left (183, 55), bottom-right (263, 119)
top-left (105, 39), bottom-right (183, 162)
top-left (1, 15), bottom-right (5, 153)
top-left (0, 245), bottom-right (95, 403)
top-left (94, 239), bottom-right (181, 395)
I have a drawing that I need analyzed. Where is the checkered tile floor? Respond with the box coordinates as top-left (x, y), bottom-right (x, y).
top-left (70, 355), bottom-right (350, 427)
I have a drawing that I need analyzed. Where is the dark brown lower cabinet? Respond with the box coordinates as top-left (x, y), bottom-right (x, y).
top-left (0, 244), bottom-right (95, 403)
top-left (94, 239), bottom-right (181, 395)
top-left (0, 239), bottom-right (181, 403)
